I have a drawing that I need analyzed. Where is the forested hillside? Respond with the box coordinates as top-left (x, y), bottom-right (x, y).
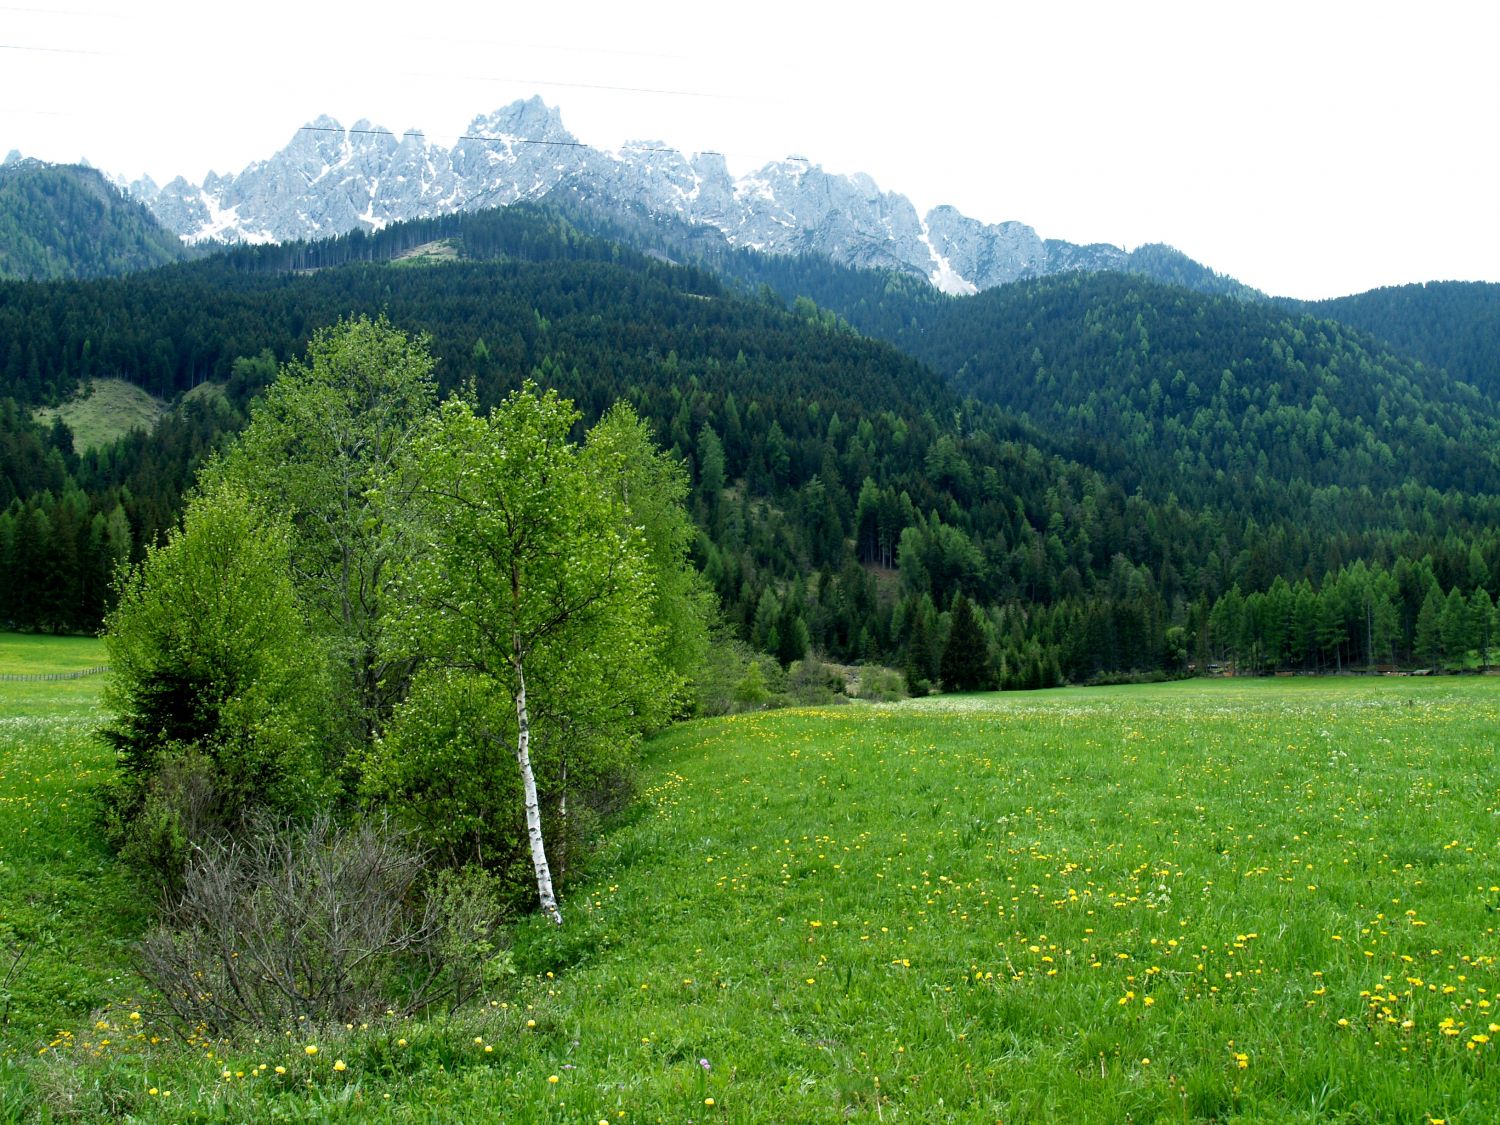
top-left (4, 203), bottom-right (1499, 684)
top-left (911, 273), bottom-right (1500, 500)
top-left (0, 160), bottom-right (190, 281)
top-left (1300, 281), bottom-right (1500, 399)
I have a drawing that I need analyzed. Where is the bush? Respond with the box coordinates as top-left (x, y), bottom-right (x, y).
top-left (135, 816), bottom-right (510, 1034)
top-left (362, 667), bottom-right (637, 903)
top-left (732, 660), bottom-right (773, 709)
top-left (107, 748), bottom-right (219, 902)
top-left (787, 657), bottom-right (844, 704)
top-left (102, 481), bottom-right (333, 881)
top-left (853, 665), bottom-right (908, 702)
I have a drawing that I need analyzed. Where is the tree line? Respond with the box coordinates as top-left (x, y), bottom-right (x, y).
top-left (5, 203), bottom-right (1500, 694)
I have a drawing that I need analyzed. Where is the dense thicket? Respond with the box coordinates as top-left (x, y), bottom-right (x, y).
top-left (0, 161), bottom-right (190, 281)
top-left (5, 203), bottom-right (1500, 688)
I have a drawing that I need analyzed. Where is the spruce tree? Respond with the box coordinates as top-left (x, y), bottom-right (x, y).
top-left (940, 593), bottom-right (990, 691)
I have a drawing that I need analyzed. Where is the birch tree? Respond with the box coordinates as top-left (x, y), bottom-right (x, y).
top-left (373, 384), bottom-right (670, 924)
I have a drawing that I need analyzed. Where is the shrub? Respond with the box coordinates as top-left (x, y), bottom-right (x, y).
top-left (102, 481), bottom-right (333, 879)
top-left (854, 665), bottom-right (908, 702)
top-left (108, 747), bottom-right (219, 902)
top-left (787, 657), bottom-right (844, 704)
top-left (135, 816), bottom-right (510, 1034)
top-left (362, 668), bottom-right (634, 900)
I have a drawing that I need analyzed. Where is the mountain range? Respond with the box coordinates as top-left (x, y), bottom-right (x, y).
top-left (121, 97), bottom-right (1256, 299)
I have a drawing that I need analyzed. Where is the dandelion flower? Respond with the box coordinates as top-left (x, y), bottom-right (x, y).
top-left (333, 1059), bottom-right (346, 1072)
top-left (548, 1074), bottom-right (559, 1084)
top-left (305, 1044), bottom-right (318, 1056)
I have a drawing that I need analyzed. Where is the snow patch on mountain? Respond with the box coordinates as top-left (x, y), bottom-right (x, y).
top-left (919, 219), bottom-right (978, 296)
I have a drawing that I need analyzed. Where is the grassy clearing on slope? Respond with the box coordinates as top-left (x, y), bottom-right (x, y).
top-left (3, 671), bottom-right (1497, 1122)
top-left (32, 377), bottom-right (166, 452)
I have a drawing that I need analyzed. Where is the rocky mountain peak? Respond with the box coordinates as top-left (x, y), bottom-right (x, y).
top-left (123, 98), bottom-right (1204, 294)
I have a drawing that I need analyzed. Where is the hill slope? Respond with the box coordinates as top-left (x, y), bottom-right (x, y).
top-left (32, 378), bottom-right (168, 452)
top-left (0, 160), bottom-right (190, 281)
top-left (1298, 281), bottom-right (1500, 398)
top-left (911, 272), bottom-right (1500, 502)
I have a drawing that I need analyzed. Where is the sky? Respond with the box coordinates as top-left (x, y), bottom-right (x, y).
top-left (3, 0), bottom-right (1496, 300)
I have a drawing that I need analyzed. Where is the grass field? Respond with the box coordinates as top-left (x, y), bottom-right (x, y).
top-left (31, 377), bottom-right (167, 452)
top-left (1, 644), bottom-right (1496, 1122)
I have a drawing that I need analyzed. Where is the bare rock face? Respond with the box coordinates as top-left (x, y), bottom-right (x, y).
top-left (125, 97), bottom-right (1155, 293)
top-left (923, 205), bottom-right (1049, 290)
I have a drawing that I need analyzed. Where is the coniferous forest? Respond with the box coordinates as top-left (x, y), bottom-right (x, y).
top-left (4, 201), bottom-right (1500, 689)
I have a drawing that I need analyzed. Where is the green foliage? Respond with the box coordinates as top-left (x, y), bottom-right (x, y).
top-left (730, 659), bottom-right (772, 708)
top-left (1304, 281), bottom-right (1500, 398)
top-left (368, 385), bottom-right (685, 890)
top-left (216, 314), bottom-right (439, 751)
top-left (785, 656), bottom-right (844, 704)
top-left (909, 272), bottom-right (1500, 502)
top-left (853, 664), bottom-right (907, 702)
top-left (101, 480), bottom-right (332, 880)
top-left (362, 668), bottom-right (538, 882)
top-left (7, 202), bottom-right (1500, 693)
top-left (584, 402), bottom-right (713, 708)
top-left (691, 633), bottom-right (774, 715)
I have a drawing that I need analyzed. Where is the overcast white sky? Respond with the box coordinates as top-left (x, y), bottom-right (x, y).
top-left (3, 0), bottom-right (1496, 299)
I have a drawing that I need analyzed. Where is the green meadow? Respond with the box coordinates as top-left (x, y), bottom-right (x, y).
top-left (30, 378), bottom-right (167, 454)
top-left (1, 639), bottom-right (1497, 1122)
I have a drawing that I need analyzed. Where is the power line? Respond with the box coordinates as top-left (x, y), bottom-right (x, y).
top-left (0, 41), bottom-right (108, 54)
top-left (408, 34), bottom-right (689, 63)
top-left (400, 70), bottom-right (751, 103)
top-left (0, 4), bottom-right (126, 15)
top-left (299, 123), bottom-right (727, 160)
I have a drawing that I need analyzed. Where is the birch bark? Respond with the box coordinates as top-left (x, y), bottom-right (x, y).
top-left (511, 654), bottom-right (561, 925)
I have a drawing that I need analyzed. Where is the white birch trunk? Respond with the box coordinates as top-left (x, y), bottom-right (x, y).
top-left (556, 756), bottom-right (568, 880)
top-left (512, 655), bottom-right (562, 925)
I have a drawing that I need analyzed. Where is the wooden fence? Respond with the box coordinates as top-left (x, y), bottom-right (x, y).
top-left (0, 665), bottom-right (109, 682)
